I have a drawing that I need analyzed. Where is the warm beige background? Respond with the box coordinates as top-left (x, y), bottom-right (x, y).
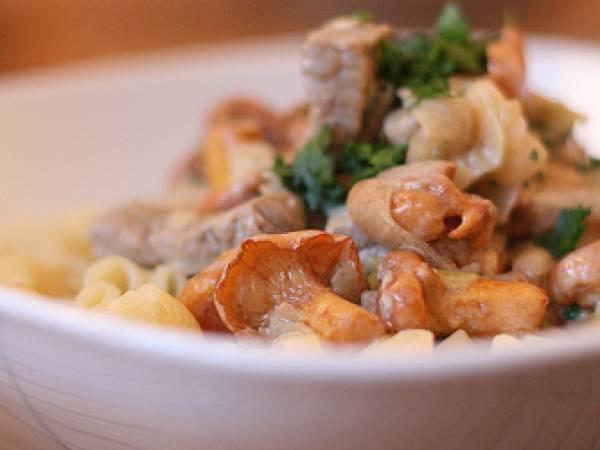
top-left (0, 0), bottom-right (598, 72)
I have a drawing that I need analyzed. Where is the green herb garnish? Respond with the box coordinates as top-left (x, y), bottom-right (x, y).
top-left (378, 3), bottom-right (489, 103)
top-left (529, 149), bottom-right (539, 161)
top-left (341, 141), bottom-right (408, 183)
top-left (580, 157), bottom-right (600, 171)
top-left (273, 126), bottom-right (344, 213)
top-left (350, 11), bottom-right (373, 22)
top-left (436, 3), bottom-right (470, 41)
top-left (274, 127), bottom-right (407, 214)
top-left (560, 304), bottom-right (583, 321)
top-left (535, 206), bottom-right (592, 258)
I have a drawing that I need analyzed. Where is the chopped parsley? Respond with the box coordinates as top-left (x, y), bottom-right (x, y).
top-left (436, 3), bottom-right (470, 41)
top-left (350, 11), bottom-right (373, 22)
top-left (273, 126), bottom-right (344, 213)
top-left (529, 149), bottom-right (539, 161)
top-left (581, 157), bottom-right (600, 171)
top-left (274, 127), bottom-right (407, 214)
top-left (559, 304), bottom-right (583, 321)
top-left (341, 141), bottom-right (408, 183)
top-left (378, 4), bottom-right (489, 103)
top-left (534, 206), bottom-right (592, 258)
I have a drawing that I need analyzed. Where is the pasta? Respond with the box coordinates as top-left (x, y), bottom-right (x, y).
top-left (435, 329), bottom-right (472, 350)
top-left (490, 334), bottom-right (522, 352)
top-left (271, 332), bottom-right (323, 352)
top-left (81, 256), bottom-right (186, 296)
top-left (93, 284), bottom-right (201, 331)
top-left (73, 256), bottom-right (193, 328)
top-left (149, 264), bottom-right (188, 297)
top-left (0, 254), bottom-right (43, 293)
top-left (362, 330), bottom-right (435, 356)
top-left (0, 213), bottom-right (94, 297)
top-left (74, 281), bottom-right (122, 308)
top-left (83, 256), bottom-right (148, 293)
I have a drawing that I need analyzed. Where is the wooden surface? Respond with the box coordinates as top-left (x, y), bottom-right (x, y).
top-left (0, 0), bottom-right (598, 73)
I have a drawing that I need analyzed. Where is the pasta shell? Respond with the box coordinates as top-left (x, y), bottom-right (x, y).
top-left (84, 255), bottom-right (148, 292)
top-left (95, 284), bottom-right (201, 331)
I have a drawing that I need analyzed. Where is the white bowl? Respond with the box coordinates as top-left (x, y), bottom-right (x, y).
top-left (0, 35), bottom-right (600, 450)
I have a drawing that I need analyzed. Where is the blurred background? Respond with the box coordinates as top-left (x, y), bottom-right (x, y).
top-left (0, 0), bottom-right (598, 73)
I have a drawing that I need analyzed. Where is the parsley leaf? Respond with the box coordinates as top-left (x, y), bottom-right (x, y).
top-left (529, 149), bottom-right (539, 161)
top-left (436, 4), bottom-right (470, 41)
top-left (584, 157), bottom-right (600, 170)
top-left (341, 141), bottom-right (408, 183)
top-left (534, 206), bottom-right (592, 258)
top-left (350, 11), bottom-right (373, 22)
top-left (378, 3), bottom-right (488, 103)
top-left (274, 127), bottom-right (408, 214)
top-left (273, 126), bottom-right (344, 213)
top-left (559, 304), bottom-right (583, 321)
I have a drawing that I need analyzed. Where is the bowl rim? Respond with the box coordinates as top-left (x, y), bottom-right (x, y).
top-left (1, 285), bottom-right (599, 383)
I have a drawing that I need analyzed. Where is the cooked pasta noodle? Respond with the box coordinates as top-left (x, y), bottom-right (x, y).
top-left (149, 264), bottom-right (187, 297)
top-left (93, 284), bottom-right (200, 330)
top-left (362, 330), bottom-right (435, 356)
top-left (0, 212), bottom-right (94, 297)
top-left (0, 254), bottom-right (42, 293)
top-left (490, 333), bottom-right (522, 352)
top-left (436, 330), bottom-right (472, 350)
top-left (83, 256), bottom-right (148, 293)
top-left (79, 256), bottom-right (187, 300)
top-left (271, 332), bottom-right (323, 352)
top-left (74, 281), bottom-right (122, 308)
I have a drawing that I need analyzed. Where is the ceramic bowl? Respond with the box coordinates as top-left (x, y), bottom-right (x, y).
top-left (0, 35), bottom-right (599, 450)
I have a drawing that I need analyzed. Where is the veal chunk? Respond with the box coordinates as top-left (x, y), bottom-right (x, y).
top-left (302, 18), bottom-right (391, 142)
top-left (89, 192), bottom-right (305, 275)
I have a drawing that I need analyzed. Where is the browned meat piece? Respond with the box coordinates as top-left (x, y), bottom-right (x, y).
top-left (302, 17), bottom-right (391, 142)
top-left (324, 207), bottom-right (371, 249)
top-left (89, 192), bottom-right (305, 275)
top-left (89, 202), bottom-right (169, 268)
top-left (548, 240), bottom-right (600, 306)
top-left (511, 163), bottom-right (600, 236)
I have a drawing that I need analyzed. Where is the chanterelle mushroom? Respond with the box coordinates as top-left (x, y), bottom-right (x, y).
top-left (548, 240), bottom-right (600, 307)
top-left (487, 25), bottom-right (526, 99)
top-left (179, 250), bottom-right (235, 332)
top-left (375, 250), bottom-right (548, 336)
top-left (192, 231), bottom-right (386, 343)
top-left (347, 161), bottom-right (497, 270)
top-left (202, 101), bottom-right (277, 192)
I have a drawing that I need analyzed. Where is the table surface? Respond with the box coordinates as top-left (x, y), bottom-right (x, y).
top-left (0, 0), bottom-right (598, 73)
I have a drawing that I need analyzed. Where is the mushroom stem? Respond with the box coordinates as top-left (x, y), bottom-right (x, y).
top-left (298, 288), bottom-right (386, 343)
